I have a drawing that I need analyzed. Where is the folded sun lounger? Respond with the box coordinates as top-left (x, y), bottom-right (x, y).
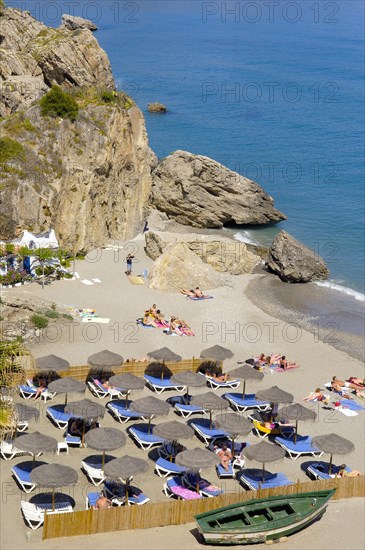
top-left (275, 435), bottom-right (323, 460)
top-left (128, 424), bottom-right (166, 450)
top-left (239, 468), bottom-right (294, 490)
top-left (223, 392), bottom-right (271, 412)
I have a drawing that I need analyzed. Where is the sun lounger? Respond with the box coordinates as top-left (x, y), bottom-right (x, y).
top-left (205, 376), bottom-right (241, 390)
top-left (65, 434), bottom-right (82, 447)
top-left (20, 500), bottom-right (73, 529)
top-left (155, 457), bottom-right (187, 477)
top-left (157, 442), bottom-right (186, 460)
top-left (106, 400), bottom-right (145, 423)
top-left (275, 435), bottom-right (323, 460)
top-left (163, 476), bottom-right (202, 500)
top-left (0, 439), bottom-right (33, 461)
top-left (19, 384), bottom-right (37, 399)
top-left (252, 419), bottom-right (295, 439)
top-left (12, 463), bottom-right (38, 493)
top-left (81, 460), bottom-right (106, 486)
top-left (239, 468), bottom-right (294, 490)
top-left (181, 472), bottom-right (224, 497)
top-left (209, 438), bottom-right (249, 469)
top-left (86, 492), bottom-right (101, 509)
top-left (190, 418), bottom-right (228, 444)
top-left (144, 374), bottom-right (186, 395)
top-left (47, 405), bottom-right (73, 429)
top-left (87, 378), bottom-right (123, 400)
top-left (223, 392), bottom-right (271, 412)
top-left (306, 462), bottom-right (352, 480)
top-left (128, 424), bottom-right (166, 450)
top-left (174, 403), bottom-right (206, 418)
top-left (216, 462), bottom-right (235, 478)
top-left (16, 420), bottom-right (29, 432)
top-left (104, 482), bottom-right (150, 505)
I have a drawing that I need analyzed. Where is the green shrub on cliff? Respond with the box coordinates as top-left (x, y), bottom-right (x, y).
top-left (0, 137), bottom-right (25, 164)
top-left (0, 0), bottom-right (5, 16)
top-left (40, 85), bottom-right (79, 122)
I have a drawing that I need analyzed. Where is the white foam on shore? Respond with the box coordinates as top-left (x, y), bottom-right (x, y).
top-left (315, 280), bottom-right (365, 302)
top-left (233, 231), bottom-right (258, 245)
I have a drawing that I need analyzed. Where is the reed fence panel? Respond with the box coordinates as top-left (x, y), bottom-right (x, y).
top-left (43, 476), bottom-right (365, 539)
top-left (27, 358), bottom-right (222, 382)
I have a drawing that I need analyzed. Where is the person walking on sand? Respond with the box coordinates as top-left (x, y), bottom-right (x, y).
top-left (126, 253), bottom-right (134, 275)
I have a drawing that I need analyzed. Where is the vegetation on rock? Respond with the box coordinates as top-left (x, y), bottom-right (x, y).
top-left (0, 137), bottom-right (25, 164)
top-left (40, 85), bottom-right (79, 121)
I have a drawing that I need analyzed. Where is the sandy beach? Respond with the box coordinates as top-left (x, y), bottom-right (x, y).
top-left (1, 233), bottom-right (364, 550)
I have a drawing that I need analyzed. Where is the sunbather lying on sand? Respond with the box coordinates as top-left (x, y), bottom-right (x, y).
top-left (303, 388), bottom-right (329, 403)
top-left (180, 288), bottom-right (196, 297)
top-left (332, 376), bottom-right (360, 390)
top-left (348, 377), bottom-right (365, 387)
top-left (278, 356), bottom-right (300, 370)
top-left (355, 389), bottom-right (364, 398)
top-left (254, 353), bottom-right (268, 367)
top-left (330, 380), bottom-right (353, 399)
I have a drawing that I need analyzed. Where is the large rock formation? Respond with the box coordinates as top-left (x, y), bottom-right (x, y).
top-left (0, 102), bottom-right (155, 250)
top-left (145, 231), bottom-right (261, 275)
top-left (0, 7), bottom-right (113, 115)
top-left (266, 230), bottom-right (329, 283)
top-left (61, 14), bottom-right (97, 31)
top-left (148, 242), bottom-right (229, 292)
top-left (151, 150), bottom-right (286, 228)
top-left (0, 7), bottom-right (155, 250)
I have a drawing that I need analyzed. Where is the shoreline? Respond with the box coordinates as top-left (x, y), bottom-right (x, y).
top-left (245, 270), bottom-right (365, 363)
top-left (147, 213), bottom-right (364, 362)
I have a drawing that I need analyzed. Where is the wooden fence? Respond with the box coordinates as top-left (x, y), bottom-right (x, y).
top-left (26, 358), bottom-right (222, 382)
top-left (43, 475), bottom-right (365, 539)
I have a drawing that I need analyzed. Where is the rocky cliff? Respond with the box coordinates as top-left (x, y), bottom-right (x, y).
top-left (0, 7), bottom-right (155, 250)
top-left (151, 150), bottom-right (286, 228)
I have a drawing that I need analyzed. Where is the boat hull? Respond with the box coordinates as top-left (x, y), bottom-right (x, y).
top-left (195, 490), bottom-right (335, 545)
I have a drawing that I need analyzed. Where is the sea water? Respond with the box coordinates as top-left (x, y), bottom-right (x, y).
top-left (19, 0), bottom-right (364, 322)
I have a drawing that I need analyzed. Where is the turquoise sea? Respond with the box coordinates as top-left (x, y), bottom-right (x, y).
top-left (18, 1), bottom-right (364, 299)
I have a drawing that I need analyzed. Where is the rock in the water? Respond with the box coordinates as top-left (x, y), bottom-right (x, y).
top-left (61, 14), bottom-right (97, 31)
top-left (147, 242), bottom-right (229, 292)
top-left (151, 150), bottom-right (286, 228)
top-left (148, 102), bottom-right (167, 113)
top-left (145, 231), bottom-right (261, 275)
top-left (266, 230), bottom-right (329, 283)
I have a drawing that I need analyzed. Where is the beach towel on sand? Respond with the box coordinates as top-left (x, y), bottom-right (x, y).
top-left (271, 365), bottom-right (300, 373)
top-left (128, 276), bottom-right (144, 285)
top-left (188, 296), bottom-right (213, 301)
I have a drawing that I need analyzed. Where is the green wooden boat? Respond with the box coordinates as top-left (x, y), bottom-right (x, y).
top-left (194, 489), bottom-right (335, 545)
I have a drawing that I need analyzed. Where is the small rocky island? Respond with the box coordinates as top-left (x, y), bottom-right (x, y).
top-left (148, 102), bottom-right (167, 113)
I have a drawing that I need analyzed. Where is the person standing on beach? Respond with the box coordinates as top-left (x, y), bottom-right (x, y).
top-left (126, 253), bottom-right (134, 275)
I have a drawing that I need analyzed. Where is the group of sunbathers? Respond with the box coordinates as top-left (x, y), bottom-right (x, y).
top-left (253, 353), bottom-right (300, 371)
top-left (303, 376), bottom-right (365, 403)
top-left (139, 304), bottom-right (194, 336)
